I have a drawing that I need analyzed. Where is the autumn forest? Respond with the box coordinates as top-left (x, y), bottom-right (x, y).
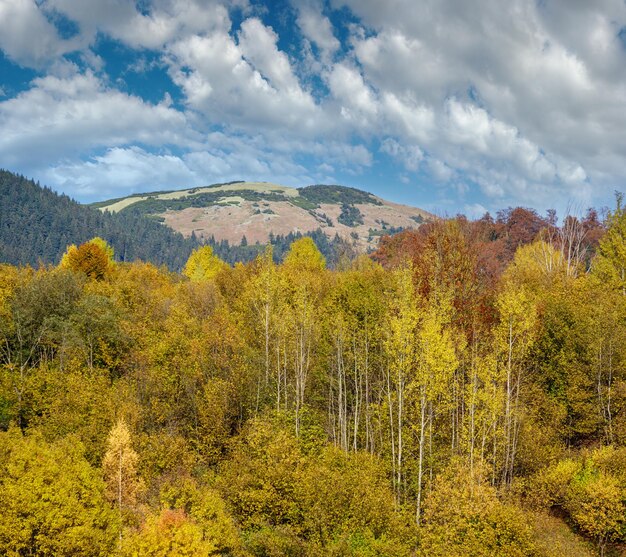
top-left (2, 199), bottom-right (626, 556)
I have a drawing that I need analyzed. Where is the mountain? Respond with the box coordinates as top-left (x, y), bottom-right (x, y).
top-left (0, 170), bottom-right (198, 270)
top-left (0, 171), bottom-right (427, 270)
top-left (93, 181), bottom-right (433, 251)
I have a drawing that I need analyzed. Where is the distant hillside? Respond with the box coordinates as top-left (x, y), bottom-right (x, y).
top-left (0, 171), bottom-right (362, 269)
top-left (94, 181), bottom-right (433, 251)
top-left (0, 170), bottom-right (199, 270)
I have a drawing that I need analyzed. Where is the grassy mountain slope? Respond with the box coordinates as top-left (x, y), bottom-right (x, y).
top-left (94, 182), bottom-right (433, 251)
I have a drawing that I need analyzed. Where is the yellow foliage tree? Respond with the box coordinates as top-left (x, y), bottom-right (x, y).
top-left (60, 238), bottom-right (115, 280)
top-left (283, 237), bottom-right (326, 272)
top-left (566, 472), bottom-right (624, 556)
top-left (280, 238), bottom-right (327, 436)
top-left (158, 478), bottom-right (246, 556)
top-left (384, 264), bottom-right (420, 503)
top-left (102, 418), bottom-right (142, 545)
top-left (0, 428), bottom-right (118, 556)
top-left (182, 245), bottom-right (226, 281)
top-left (122, 509), bottom-right (217, 556)
top-left (495, 282), bottom-right (537, 486)
top-left (419, 461), bottom-right (535, 557)
top-left (593, 192), bottom-right (626, 294)
top-left (413, 289), bottom-right (459, 522)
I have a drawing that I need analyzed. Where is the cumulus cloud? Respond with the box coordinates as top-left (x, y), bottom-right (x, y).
top-left (43, 147), bottom-right (197, 198)
top-left (293, 0), bottom-right (340, 61)
top-left (238, 18), bottom-right (301, 91)
top-left (336, 0), bottom-right (626, 203)
top-left (380, 138), bottom-right (423, 172)
top-left (0, 0), bottom-right (81, 68)
top-left (0, 71), bottom-right (190, 168)
top-left (37, 127), bottom-right (378, 202)
top-left (166, 19), bottom-right (326, 134)
top-left (326, 63), bottom-right (378, 127)
top-left (46, 0), bottom-right (234, 49)
top-left (41, 142), bottom-right (316, 201)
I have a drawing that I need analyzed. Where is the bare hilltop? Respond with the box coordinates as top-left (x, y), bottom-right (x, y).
top-left (93, 182), bottom-right (433, 251)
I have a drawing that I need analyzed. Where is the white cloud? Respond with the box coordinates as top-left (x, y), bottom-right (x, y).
top-left (0, 71), bottom-right (190, 168)
top-left (41, 142), bottom-right (317, 200)
top-left (426, 158), bottom-right (454, 183)
top-left (166, 20), bottom-right (325, 134)
top-left (238, 18), bottom-right (301, 91)
top-left (294, 1), bottom-right (340, 61)
top-left (380, 93), bottom-right (435, 144)
top-left (46, 0), bottom-right (233, 49)
top-left (333, 0), bottom-right (626, 206)
top-left (0, 0), bottom-right (80, 68)
top-left (463, 203), bottom-right (488, 219)
top-left (326, 63), bottom-right (378, 126)
top-left (380, 138), bottom-right (422, 172)
top-left (43, 147), bottom-right (197, 198)
top-left (438, 99), bottom-right (589, 199)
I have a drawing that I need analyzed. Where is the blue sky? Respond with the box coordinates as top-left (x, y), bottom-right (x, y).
top-left (1, 0), bottom-right (626, 218)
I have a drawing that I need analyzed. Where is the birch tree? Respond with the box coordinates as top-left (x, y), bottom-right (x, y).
top-left (413, 291), bottom-right (458, 523)
top-left (102, 418), bottom-right (142, 546)
top-left (281, 238), bottom-right (326, 436)
top-left (495, 284), bottom-right (537, 486)
top-left (384, 265), bottom-right (419, 503)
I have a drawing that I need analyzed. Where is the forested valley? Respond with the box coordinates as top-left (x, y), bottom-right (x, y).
top-left (1, 197), bottom-right (626, 556)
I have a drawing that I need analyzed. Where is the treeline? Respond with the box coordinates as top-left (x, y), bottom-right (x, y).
top-left (204, 228), bottom-right (356, 267)
top-left (1, 199), bottom-right (625, 555)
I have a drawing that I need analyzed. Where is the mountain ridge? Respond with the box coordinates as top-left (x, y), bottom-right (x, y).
top-left (93, 181), bottom-right (434, 251)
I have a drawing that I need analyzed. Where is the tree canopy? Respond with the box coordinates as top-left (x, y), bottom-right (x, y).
top-left (1, 194), bottom-right (625, 556)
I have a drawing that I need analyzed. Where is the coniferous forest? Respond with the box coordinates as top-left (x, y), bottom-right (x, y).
top-left (2, 190), bottom-right (626, 556)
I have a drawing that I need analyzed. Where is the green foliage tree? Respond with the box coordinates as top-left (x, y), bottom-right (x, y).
top-left (0, 169), bottom-right (198, 270)
top-left (2, 268), bottom-right (83, 428)
top-left (71, 293), bottom-right (126, 373)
